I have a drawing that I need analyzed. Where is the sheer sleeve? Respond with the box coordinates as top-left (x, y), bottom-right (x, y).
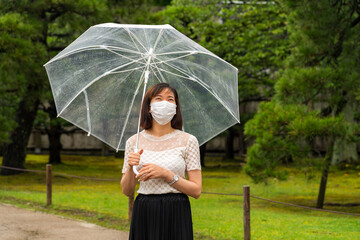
top-left (185, 135), bottom-right (201, 171)
top-left (122, 138), bottom-right (134, 173)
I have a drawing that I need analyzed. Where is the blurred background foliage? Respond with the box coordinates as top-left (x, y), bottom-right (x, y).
top-left (0, 0), bottom-right (359, 210)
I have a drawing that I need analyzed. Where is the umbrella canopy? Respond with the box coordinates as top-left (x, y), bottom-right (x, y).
top-left (44, 23), bottom-right (240, 151)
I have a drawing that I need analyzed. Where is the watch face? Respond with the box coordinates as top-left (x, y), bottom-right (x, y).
top-left (174, 175), bottom-right (179, 181)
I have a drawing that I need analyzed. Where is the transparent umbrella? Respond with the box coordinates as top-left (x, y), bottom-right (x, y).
top-left (44, 23), bottom-right (240, 156)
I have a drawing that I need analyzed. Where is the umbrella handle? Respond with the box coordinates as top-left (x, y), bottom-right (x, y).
top-left (132, 148), bottom-right (140, 175)
top-left (133, 165), bottom-right (139, 175)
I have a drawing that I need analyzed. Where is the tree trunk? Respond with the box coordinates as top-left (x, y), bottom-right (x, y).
top-left (1, 96), bottom-right (40, 175)
top-left (48, 123), bottom-right (62, 164)
top-left (47, 101), bottom-right (62, 164)
top-left (102, 142), bottom-right (110, 156)
top-left (200, 143), bottom-right (207, 167)
top-left (0, 144), bottom-right (4, 157)
top-left (332, 96), bottom-right (359, 165)
top-left (225, 127), bottom-right (235, 159)
top-left (316, 138), bottom-right (335, 209)
top-left (238, 125), bottom-right (246, 157)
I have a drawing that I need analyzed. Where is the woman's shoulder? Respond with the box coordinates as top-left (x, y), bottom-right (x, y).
top-left (126, 133), bottom-right (138, 146)
top-left (178, 130), bottom-right (198, 143)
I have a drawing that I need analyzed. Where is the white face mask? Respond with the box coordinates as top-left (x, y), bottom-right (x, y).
top-left (150, 101), bottom-right (177, 125)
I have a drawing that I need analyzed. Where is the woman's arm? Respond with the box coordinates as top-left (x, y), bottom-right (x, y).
top-left (137, 165), bottom-right (202, 199)
top-left (120, 167), bottom-right (137, 197)
top-left (120, 149), bottom-right (143, 197)
top-left (165, 169), bottom-right (202, 199)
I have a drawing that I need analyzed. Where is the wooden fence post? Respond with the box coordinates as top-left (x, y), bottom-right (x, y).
top-left (46, 164), bottom-right (52, 205)
top-left (243, 185), bottom-right (250, 240)
top-left (128, 193), bottom-right (134, 221)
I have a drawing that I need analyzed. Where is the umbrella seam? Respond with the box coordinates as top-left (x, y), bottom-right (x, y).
top-left (116, 68), bottom-right (147, 151)
top-left (125, 28), bottom-right (148, 54)
top-left (57, 57), bottom-right (145, 117)
top-left (44, 45), bottom-right (142, 66)
top-left (162, 61), bottom-right (240, 123)
top-left (83, 90), bottom-right (91, 136)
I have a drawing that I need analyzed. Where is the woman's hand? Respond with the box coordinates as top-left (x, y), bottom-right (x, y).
top-left (127, 149), bottom-right (143, 168)
top-left (136, 163), bottom-right (171, 182)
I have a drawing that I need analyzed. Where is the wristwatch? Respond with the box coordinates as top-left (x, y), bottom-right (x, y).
top-left (169, 174), bottom-right (179, 185)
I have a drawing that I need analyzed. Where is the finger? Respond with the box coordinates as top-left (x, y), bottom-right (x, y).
top-left (138, 149), bottom-right (143, 155)
top-left (143, 173), bottom-right (156, 181)
top-left (138, 173), bottom-right (149, 181)
top-left (137, 168), bottom-right (151, 177)
top-left (129, 158), bottom-right (140, 164)
top-left (138, 165), bottom-right (151, 173)
top-left (129, 154), bottom-right (141, 159)
top-left (140, 173), bottom-right (152, 181)
top-left (129, 162), bottom-right (139, 167)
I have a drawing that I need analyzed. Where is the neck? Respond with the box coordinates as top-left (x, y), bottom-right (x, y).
top-left (146, 121), bottom-right (175, 137)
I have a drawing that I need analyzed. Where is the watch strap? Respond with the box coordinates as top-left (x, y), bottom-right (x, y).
top-left (169, 175), bottom-right (179, 185)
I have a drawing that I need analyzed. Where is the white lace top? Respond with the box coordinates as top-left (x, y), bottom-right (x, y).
top-left (122, 129), bottom-right (201, 194)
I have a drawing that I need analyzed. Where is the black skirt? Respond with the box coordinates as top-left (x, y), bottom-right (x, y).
top-left (129, 193), bottom-right (193, 240)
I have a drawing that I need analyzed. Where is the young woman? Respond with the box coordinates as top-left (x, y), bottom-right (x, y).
top-left (120, 83), bottom-right (202, 240)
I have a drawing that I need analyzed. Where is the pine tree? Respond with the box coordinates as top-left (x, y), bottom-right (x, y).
top-left (0, 0), bottom-right (109, 174)
top-left (245, 0), bottom-right (360, 208)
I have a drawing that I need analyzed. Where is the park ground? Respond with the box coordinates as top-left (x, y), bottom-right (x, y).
top-left (0, 203), bottom-right (128, 240)
top-left (0, 154), bottom-right (359, 240)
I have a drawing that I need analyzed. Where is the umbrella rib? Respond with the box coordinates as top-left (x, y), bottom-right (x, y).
top-left (155, 50), bottom-right (196, 56)
top-left (57, 57), bottom-right (145, 117)
top-left (174, 73), bottom-right (204, 122)
top-left (149, 65), bottom-right (162, 83)
top-left (155, 50), bottom-right (238, 71)
top-left (151, 38), bottom-right (183, 53)
top-left (103, 46), bottom-right (147, 64)
top-left (153, 66), bottom-right (193, 81)
top-left (125, 28), bottom-right (148, 53)
top-left (161, 61), bottom-right (211, 88)
top-left (106, 46), bottom-right (142, 54)
top-left (151, 59), bottom-right (168, 83)
top-left (116, 68), bottom-right (147, 151)
top-left (44, 45), bottom-right (142, 66)
top-left (143, 28), bottom-right (150, 51)
top-left (152, 29), bottom-right (164, 52)
top-left (151, 62), bottom-right (205, 128)
top-left (162, 62), bottom-right (240, 123)
top-left (159, 55), bottom-right (221, 86)
top-left (83, 90), bottom-right (92, 136)
top-left (110, 66), bottom-right (145, 74)
top-left (150, 52), bottom-right (197, 66)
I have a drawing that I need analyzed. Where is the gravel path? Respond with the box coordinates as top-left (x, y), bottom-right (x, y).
top-left (0, 203), bottom-right (129, 240)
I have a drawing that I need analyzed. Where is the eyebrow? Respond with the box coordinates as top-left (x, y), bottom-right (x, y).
top-left (155, 94), bottom-right (174, 98)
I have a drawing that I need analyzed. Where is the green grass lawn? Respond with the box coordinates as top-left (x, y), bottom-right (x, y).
top-left (0, 154), bottom-right (359, 240)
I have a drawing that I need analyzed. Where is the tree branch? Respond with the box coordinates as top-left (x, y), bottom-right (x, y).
top-left (62, 127), bottom-right (81, 135)
top-left (48, 33), bottom-right (72, 38)
top-left (351, 15), bottom-right (360, 27)
top-left (241, 97), bottom-right (271, 103)
top-left (48, 46), bottom-right (66, 51)
top-left (5, 89), bottom-right (19, 93)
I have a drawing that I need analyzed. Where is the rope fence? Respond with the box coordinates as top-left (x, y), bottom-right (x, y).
top-left (1, 165), bottom-right (359, 216)
top-left (1, 165), bottom-right (359, 239)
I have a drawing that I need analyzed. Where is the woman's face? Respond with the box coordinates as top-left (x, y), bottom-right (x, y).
top-left (150, 88), bottom-right (175, 105)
